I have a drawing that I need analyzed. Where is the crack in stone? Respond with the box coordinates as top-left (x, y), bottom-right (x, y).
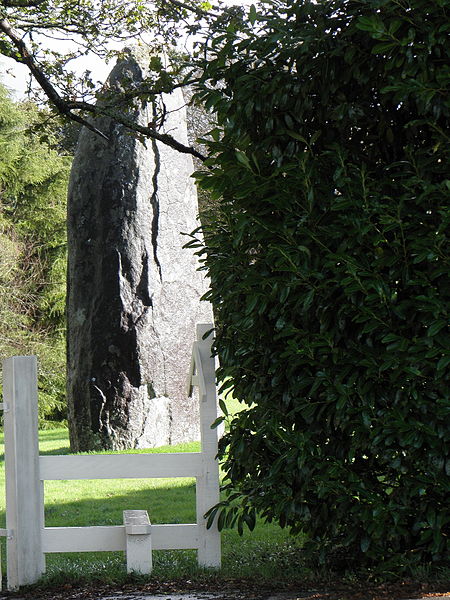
top-left (150, 102), bottom-right (162, 280)
top-left (136, 249), bottom-right (153, 309)
top-left (168, 402), bottom-right (173, 446)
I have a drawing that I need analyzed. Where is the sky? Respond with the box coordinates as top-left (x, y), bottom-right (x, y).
top-left (1, 38), bottom-right (125, 98)
top-left (0, 0), bottom-right (251, 99)
top-left (0, 56), bottom-right (29, 98)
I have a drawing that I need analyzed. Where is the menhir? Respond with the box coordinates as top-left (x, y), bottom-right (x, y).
top-left (66, 50), bottom-right (213, 451)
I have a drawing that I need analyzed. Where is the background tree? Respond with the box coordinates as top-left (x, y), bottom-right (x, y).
top-left (0, 82), bottom-right (70, 424)
top-left (0, 0), bottom-right (211, 157)
top-left (188, 0), bottom-right (450, 570)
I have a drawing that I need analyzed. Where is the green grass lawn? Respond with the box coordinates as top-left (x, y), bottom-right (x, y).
top-left (0, 426), bottom-right (306, 587)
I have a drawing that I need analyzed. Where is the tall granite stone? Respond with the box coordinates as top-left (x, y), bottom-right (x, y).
top-left (67, 51), bottom-right (213, 451)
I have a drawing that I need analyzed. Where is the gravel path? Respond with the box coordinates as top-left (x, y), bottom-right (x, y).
top-left (2, 582), bottom-right (449, 600)
top-left (28, 592), bottom-right (450, 600)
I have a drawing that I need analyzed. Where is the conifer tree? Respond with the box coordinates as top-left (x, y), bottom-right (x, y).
top-left (0, 83), bottom-right (70, 424)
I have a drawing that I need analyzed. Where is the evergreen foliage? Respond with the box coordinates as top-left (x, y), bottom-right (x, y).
top-left (188, 0), bottom-right (450, 569)
top-left (0, 84), bottom-right (70, 424)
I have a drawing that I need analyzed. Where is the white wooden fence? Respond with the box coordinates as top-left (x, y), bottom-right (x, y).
top-left (0, 323), bottom-right (221, 591)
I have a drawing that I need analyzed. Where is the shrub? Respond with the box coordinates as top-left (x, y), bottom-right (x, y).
top-left (190, 0), bottom-right (450, 568)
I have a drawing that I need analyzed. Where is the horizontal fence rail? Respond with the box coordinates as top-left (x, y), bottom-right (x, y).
top-left (42, 524), bottom-right (199, 553)
top-left (39, 452), bottom-right (204, 480)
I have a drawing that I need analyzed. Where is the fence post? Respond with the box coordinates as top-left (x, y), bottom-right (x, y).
top-left (3, 356), bottom-right (45, 590)
top-left (195, 324), bottom-right (221, 568)
top-left (123, 510), bottom-right (152, 574)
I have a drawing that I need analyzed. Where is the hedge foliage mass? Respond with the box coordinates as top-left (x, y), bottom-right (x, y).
top-left (189, 0), bottom-right (450, 567)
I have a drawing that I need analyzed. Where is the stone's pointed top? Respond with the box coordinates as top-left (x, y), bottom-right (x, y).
top-left (105, 49), bottom-right (146, 92)
top-left (105, 45), bottom-right (166, 91)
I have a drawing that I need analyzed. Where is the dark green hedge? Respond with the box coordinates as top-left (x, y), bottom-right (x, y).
top-left (189, 0), bottom-right (450, 568)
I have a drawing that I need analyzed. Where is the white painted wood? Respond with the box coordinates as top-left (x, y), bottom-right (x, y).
top-left (193, 342), bottom-right (207, 401)
top-left (187, 347), bottom-right (196, 396)
top-left (43, 526), bottom-right (125, 552)
top-left (42, 524), bottom-right (199, 552)
top-left (39, 452), bottom-right (202, 480)
top-left (3, 356), bottom-right (45, 590)
top-left (194, 325), bottom-right (221, 568)
top-left (125, 533), bottom-right (152, 575)
top-left (150, 524), bottom-right (198, 550)
top-left (123, 510), bottom-right (152, 574)
top-left (123, 510), bottom-right (151, 535)
top-left (0, 406), bottom-right (8, 591)
top-left (187, 344), bottom-right (206, 400)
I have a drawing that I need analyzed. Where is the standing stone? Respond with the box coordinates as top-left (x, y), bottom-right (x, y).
top-left (67, 50), bottom-right (213, 452)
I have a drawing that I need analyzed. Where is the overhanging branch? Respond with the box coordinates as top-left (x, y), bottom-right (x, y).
top-left (107, 111), bottom-right (207, 160)
top-left (1, 0), bottom-right (46, 6)
top-left (0, 16), bottom-right (109, 139)
top-left (0, 15), bottom-right (207, 159)
top-left (164, 0), bottom-right (208, 18)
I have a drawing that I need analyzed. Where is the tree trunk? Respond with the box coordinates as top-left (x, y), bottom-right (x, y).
top-left (66, 51), bottom-right (212, 451)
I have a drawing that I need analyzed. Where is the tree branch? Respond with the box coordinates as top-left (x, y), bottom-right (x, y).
top-left (106, 111), bottom-right (207, 160)
top-left (99, 77), bottom-right (201, 108)
top-left (0, 16), bottom-right (207, 159)
top-left (162, 0), bottom-right (221, 20)
top-left (0, 16), bottom-right (109, 139)
top-left (62, 99), bottom-right (206, 160)
top-left (1, 0), bottom-right (46, 6)
top-left (163, 0), bottom-right (208, 17)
